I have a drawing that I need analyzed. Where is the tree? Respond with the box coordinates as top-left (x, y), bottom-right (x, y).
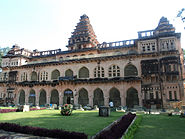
top-left (177, 8), bottom-right (185, 29)
top-left (0, 47), bottom-right (10, 71)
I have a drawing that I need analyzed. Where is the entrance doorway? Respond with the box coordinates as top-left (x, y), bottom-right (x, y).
top-left (126, 87), bottom-right (139, 108)
top-left (63, 89), bottom-right (74, 104)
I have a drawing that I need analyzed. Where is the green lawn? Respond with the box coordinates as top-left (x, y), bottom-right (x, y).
top-left (134, 114), bottom-right (185, 139)
top-left (0, 109), bottom-right (124, 137)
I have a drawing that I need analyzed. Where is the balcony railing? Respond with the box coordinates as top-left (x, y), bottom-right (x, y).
top-left (97, 39), bottom-right (135, 48)
top-left (26, 52), bottom-right (125, 65)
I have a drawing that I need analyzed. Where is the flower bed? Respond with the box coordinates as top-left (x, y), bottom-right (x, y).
top-left (30, 107), bottom-right (46, 111)
top-left (0, 107), bottom-right (46, 113)
top-left (0, 109), bottom-right (17, 113)
top-left (92, 112), bottom-right (136, 139)
top-left (0, 123), bottom-right (88, 139)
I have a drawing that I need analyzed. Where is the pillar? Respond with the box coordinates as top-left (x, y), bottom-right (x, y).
top-left (59, 92), bottom-right (63, 105)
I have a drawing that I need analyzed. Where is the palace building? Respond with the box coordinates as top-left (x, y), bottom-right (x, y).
top-left (0, 14), bottom-right (184, 109)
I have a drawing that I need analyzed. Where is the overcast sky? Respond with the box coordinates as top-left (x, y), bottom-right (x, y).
top-left (0, 0), bottom-right (184, 51)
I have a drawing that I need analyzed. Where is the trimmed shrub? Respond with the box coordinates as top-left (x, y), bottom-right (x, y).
top-left (0, 123), bottom-right (87, 139)
top-left (61, 104), bottom-right (73, 116)
top-left (94, 112), bottom-right (136, 139)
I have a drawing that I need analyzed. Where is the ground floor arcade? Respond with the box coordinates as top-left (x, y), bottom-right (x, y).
top-left (14, 81), bottom-right (142, 108)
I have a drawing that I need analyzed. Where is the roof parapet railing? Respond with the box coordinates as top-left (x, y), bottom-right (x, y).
top-left (97, 39), bottom-right (135, 48)
top-left (137, 30), bottom-right (155, 39)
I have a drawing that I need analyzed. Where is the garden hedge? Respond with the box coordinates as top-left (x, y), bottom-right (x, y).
top-left (0, 123), bottom-right (88, 139)
top-left (93, 112), bottom-right (136, 139)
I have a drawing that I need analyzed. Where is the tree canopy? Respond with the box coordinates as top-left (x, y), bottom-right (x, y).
top-left (177, 8), bottom-right (185, 29)
top-left (0, 47), bottom-right (10, 71)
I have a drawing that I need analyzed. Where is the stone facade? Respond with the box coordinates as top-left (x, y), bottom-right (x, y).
top-left (0, 15), bottom-right (184, 109)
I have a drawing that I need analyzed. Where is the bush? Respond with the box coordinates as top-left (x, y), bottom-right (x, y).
top-left (0, 123), bottom-right (87, 139)
top-left (61, 104), bottom-right (73, 116)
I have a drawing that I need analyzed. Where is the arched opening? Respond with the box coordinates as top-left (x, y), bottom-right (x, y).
top-left (65, 69), bottom-right (73, 77)
top-left (79, 67), bottom-right (89, 78)
top-left (50, 89), bottom-right (59, 105)
top-left (93, 88), bottom-right (104, 107)
top-left (29, 89), bottom-right (36, 106)
top-left (63, 89), bottom-right (73, 104)
top-left (109, 88), bottom-right (121, 107)
top-left (19, 90), bottom-right (25, 105)
top-left (126, 87), bottom-right (139, 108)
top-left (31, 71), bottom-right (37, 81)
top-left (124, 64), bottom-right (138, 76)
top-left (51, 69), bottom-right (60, 80)
top-left (39, 89), bottom-right (46, 106)
top-left (78, 88), bottom-right (89, 106)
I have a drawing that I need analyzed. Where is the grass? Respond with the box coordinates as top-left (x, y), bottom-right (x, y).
top-left (0, 109), bottom-right (124, 137)
top-left (134, 114), bottom-right (185, 139)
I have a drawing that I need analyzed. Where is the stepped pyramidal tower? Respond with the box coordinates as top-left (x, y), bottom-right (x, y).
top-left (67, 14), bottom-right (99, 50)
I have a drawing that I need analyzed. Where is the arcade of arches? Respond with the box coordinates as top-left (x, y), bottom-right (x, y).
top-left (17, 86), bottom-right (141, 108)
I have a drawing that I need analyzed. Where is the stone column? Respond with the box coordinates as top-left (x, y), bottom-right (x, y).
top-left (121, 85), bottom-right (126, 106)
top-left (35, 92), bottom-right (39, 106)
top-left (103, 88), bottom-right (109, 107)
top-left (88, 88), bottom-right (93, 107)
top-left (104, 96), bottom-right (109, 107)
top-left (88, 95), bottom-right (93, 107)
top-left (73, 89), bottom-right (78, 105)
top-left (47, 96), bottom-right (50, 105)
top-left (121, 96), bottom-right (125, 106)
top-left (25, 91), bottom-right (29, 105)
top-left (59, 92), bottom-right (63, 106)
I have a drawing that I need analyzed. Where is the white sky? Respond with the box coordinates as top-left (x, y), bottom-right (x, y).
top-left (0, 0), bottom-right (184, 51)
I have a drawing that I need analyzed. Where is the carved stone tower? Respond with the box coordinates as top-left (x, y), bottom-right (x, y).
top-left (154, 16), bottom-right (175, 35)
top-left (67, 14), bottom-right (99, 50)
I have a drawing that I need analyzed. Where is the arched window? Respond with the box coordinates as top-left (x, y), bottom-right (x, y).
top-left (21, 72), bottom-right (27, 81)
top-left (126, 87), bottom-right (139, 108)
top-left (65, 69), bottom-right (73, 77)
top-left (94, 66), bottom-right (104, 78)
top-left (39, 89), bottom-right (46, 106)
top-left (51, 69), bottom-right (60, 80)
top-left (124, 64), bottom-right (138, 77)
top-left (109, 88), bottom-right (121, 107)
top-left (31, 71), bottom-right (37, 81)
top-left (29, 89), bottom-right (36, 106)
top-left (93, 88), bottom-right (104, 106)
top-left (79, 67), bottom-right (89, 78)
top-left (108, 65), bottom-right (120, 77)
top-left (19, 90), bottom-right (25, 105)
top-left (50, 89), bottom-right (59, 105)
top-left (40, 71), bottom-right (48, 81)
top-left (78, 88), bottom-right (89, 106)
